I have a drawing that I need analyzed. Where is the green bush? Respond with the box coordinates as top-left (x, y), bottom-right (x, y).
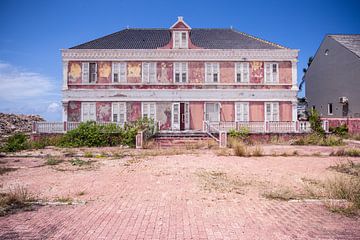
top-left (309, 109), bottom-right (325, 135)
top-left (330, 124), bottom-right (348, 137)
top-left (1, 133), bottom-right (29, 152)
top-left (228, 127), bottom-right (250, 139)
top-left (292, 133), bottom-right (343, 146)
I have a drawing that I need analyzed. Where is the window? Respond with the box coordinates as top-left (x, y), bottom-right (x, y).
top-left (173, 31), bottom-right (188, 49)
top-left (235, 102), bottom-right (249, 122)
top-left (264, 63), bottom-right (278, 84)
top-left (205, 63), bottom-right (220, 83)
top-left (265, 102), bottom-right (279, 121)
top-left (112, 102), bottom-right (126, 123)
top-left (312, 105), bottom-right (316, 111)
top-left (142, 102), bottom-right (156, 120)
top-left (142, 62), bottom-right (157, 83)
top-left (328, 103), bottom-right (333, 115)
top-left (174, 62), bottom-right (188, 83)
top-left (205, 103), bottom-right (220, 122)
top-left (81, 102), bottom-right (96, 121)
top-left (82, 62), bottom-right (97, 83)
top-left (325, 49), bottom-right (329, 56)
top-left (112, 62), bottom-right (127, 83)
top-left (235, 62), bottom-right (249, 83)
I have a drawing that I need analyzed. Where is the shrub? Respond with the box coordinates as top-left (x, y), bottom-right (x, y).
top-left (330, 124), bottom-right (348, 137)
top-left (292, 133), bottom-right (343, 146)
top-left (1, 133), bottom-right (29, 152)
top-left (45, 157), bottom-right (63, 166)
top-left (252, 146), bottom-right (263, 157)
top-left (309, 109), bottom-right (325, 135)
top-left (233, 143), bottom-right (247, 157)
top-left (228, 127), bottom-right (250, 139)
top-left (0, 186), bottom-right (34, 216)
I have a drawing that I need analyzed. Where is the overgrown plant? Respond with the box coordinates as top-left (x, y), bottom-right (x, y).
top-left (308, 109), bottom-right (325, 135)
top-left (1, 133), bottom-right (29, 152)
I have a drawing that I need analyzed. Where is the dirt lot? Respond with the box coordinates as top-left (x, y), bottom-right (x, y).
top-left (0, 145), bottom-right (359, 240)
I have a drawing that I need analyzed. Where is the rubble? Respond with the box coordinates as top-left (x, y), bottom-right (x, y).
top-left (0, 113), bottom-right (44, 140)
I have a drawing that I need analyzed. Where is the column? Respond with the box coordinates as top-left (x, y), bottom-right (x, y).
top-left (291, 60), bottom-right (298, 91)
top-left (62, 101), bottom-right (69, 122)
top-left (292, 101), bottom-right (298, 122)
top-left (62, 60), bottom-right (69, 90)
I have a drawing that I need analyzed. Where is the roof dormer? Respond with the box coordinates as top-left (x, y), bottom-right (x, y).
top-left (170, 16), bottom-right (191, 49)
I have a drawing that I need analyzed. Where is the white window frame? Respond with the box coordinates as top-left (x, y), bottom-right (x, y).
top-left (82, 62), bottom-right (89, 83)
top-left (265, 102), bottom-right (279, 122)
top-left (141, 102), bottom-right (156, 120)
top-left (264, 62), bottom-right (279, 84)
top-left (112, 102), bottom-right (127, 123)
top-left (235, 62), bottom-right (249, 83)
top-left (235, 102), bottom-right (249, 122)
top-left (81, 102), bottom-right (96, 122)
top-left (204, 102), bottom-right (220, 122)
top-left (112, 62), bottom-right (127, 83)
top-left (173, 62), bottom-right (188, 83)
top-left (328, 103), bottom-right (333, 115)
top-left (142, 62), bottom-right (157, 83)
top-left (205, 63), bottom-right (220, 83)
top-left (173, 31), bottom-right (188, 49)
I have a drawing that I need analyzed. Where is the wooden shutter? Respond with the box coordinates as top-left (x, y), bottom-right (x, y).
top-left (235, 103), bottom-right (241, 122)
top-left (265, 103), bottom-right (272, 121)
top-left (82, 103), bottom-right (89, 121)
top-left (112, 62), bottom-right (119, 83)
top-left (89, 103), bottom-right (96, 121)
top-left (181, 62), bottom-right (187, 82)
top-left (149, 63), bottom-right (156, 83)
top-left (112, 103), bottom-right (119, 122)
top-left (205, 63), bottom-right (212, 82)
top-left (149, 103), bottom-right (156, 119)
top-left (120, 63), bottom-right (126, 82)
top-left (82, 63), bottom-right (89, 83)
top-left (142, 63), bottom-right (149, 83)
top-left (243, 63), bottom-right (249, 83)
top-left (243, 102), bottom-right (249, 121)
top-left (174, 32), bottom-right (180, 48)
top-left (174, 62), bottom-right (180, 82)
top-left (265, 63), bottom-right (271, 83)
top-left (272, 103), bottom-right (279, 121)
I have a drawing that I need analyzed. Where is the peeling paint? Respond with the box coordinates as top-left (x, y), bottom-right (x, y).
top-left (68, 62), bottom-right (82, 84)
top-left (96, 102), bottom-right (111, 121)
top-left (250, 61), bottom-right (264, 84)
top-left (68, 101), bottom-right (81, 121)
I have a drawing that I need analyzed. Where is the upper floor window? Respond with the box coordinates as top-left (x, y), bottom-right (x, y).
top-left (174, 62), bottom-right (188, 83)
top-left (205, 63), bottom-right (220, 83)
top-left (142, 62), bottom-right (157, 83)
top-left (264, 63), bottom-right (279, 84)
top-left (173, 31), bottom-right (188, 49)
top-left (265, 102), bottom-right (279, 121)
top-left (235, 62), bottom-right (249, 83)
top-left (82, 62), bottom-right (97, 83)
top-left (142, 102), bottom-right (156, 120)
top-left (112, 62), bottom-right (127, 83)
top-left (112, 102), bottom-right (126, 123)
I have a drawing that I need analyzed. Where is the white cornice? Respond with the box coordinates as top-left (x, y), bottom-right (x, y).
top-left (61, 49), bottom-right (299, 61)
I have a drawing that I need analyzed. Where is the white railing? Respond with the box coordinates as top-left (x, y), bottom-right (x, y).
top-left (268, 121), bottom-right (296, 133)
top-left (299, 121), bottom-right (312, 133)
top-left (35, 122), bottom-right (65, 133)
top-left (237, 121), bottom-right (265, 133)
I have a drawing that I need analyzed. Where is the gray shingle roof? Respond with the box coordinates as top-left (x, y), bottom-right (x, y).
top-left (70, 28), bottom-right (286, 50)
top-left (329, 34), bottom-right (360, 58)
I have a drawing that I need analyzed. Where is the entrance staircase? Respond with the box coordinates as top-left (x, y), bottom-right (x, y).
top-left (153, 131), bottom-right (217, 148)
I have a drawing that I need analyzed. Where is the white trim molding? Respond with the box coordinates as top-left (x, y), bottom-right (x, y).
top-left (62, 49), bottom-right (299, 62)
top-left (62, 60), bottom-right (69, 90)
top-left (291, 60), bottom-right (299, 91)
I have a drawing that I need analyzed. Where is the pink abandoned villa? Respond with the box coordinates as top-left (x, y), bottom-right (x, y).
top-left (35, 17), bottom-right (310, 145)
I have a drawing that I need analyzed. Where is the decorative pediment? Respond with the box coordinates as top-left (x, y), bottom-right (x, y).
top-left (170, 16), bottom-right (191, 30)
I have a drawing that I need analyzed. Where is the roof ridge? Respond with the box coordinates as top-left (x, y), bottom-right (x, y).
top-left (230, 28), bottom-right (287, 49)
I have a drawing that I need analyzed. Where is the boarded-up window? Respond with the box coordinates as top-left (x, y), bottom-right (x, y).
top-left (265, 102), bottom-right (279, 121)
top-left (112, 102), bottom-right (126, 123)
top-left (235, 62), bottom-right (249, 83)
top-left (142, 62), bottom-right (157, 83)
top-left (235, 102), bottom-right (249, 122)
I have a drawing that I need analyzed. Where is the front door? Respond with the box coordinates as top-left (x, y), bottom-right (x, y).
top-left (172, 102), bottom-right (190, 131)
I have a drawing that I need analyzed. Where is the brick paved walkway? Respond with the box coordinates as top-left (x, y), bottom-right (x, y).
top-left (1, 153), bottom-right (359, 239)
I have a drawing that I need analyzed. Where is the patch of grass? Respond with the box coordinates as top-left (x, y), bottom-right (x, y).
top-left (0, 167), bottom-right (17, 175)
top-left (84, 152), bottom-right (93, 158)
top-left (0, 186), bottom-right (34, 216)
top-left (45, 157), bottom-right (63, 166)
top-left (1, 133), bottom-right (28, 152)
top-left (112, 151), bottom-right (125, 159)
top-left (233, 143), bottom-right (248, 157)
top-left (330, 148), bottom-right (360, 157)
top-left (55, 196), bottom-right (74, 204)
top-left (215, 148), bottom-right (232, 156)
top-left (69, 158), bottom-right (92, 167)
top-left (251, 146), bottom-right (263, 157)
top-left (292, 133), bottom-right (344, 146)
top-left (124, 157), bottom-right (141, 166)
top-left (196, 170), bottom-right (249, 194)
top-left (63, 149), bottom-right (77, 157)
top-left (263, 188), bottom-right (300, 201)
top-left (329, 160), bottom-right (360, 177)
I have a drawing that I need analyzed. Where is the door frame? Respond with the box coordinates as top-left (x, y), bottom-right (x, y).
top-left (172, 102), bottom-right (190, 131)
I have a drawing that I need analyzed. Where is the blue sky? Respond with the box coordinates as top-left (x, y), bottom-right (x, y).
top-left (0, 0), bottom-right (359, 121)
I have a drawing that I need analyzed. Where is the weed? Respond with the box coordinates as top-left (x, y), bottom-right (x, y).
top-left (1, 133), bottom-right (28, 152)
top-left (328, 161), bottom-right (360, 177)
top-left (45, 157), bottom-right (63, 166)
top-left (0, 186), bottom-right (34, 216)
top-left (0, 167), bottom-right (17, 175)
top-left (251, 146), bottom-right (263, 157)
top-left (76, 191), bottom-right (86, 196)
top-left (55, 196), bottom-right (74, 204)
top-left (69, 158), bottom-right (92, 167)
top-left (233, 143), bottom-right (248, 157)
top-left (330, 148), bottom-right (360, 157)
top-left (84, 152), bottom-right (93, 158)
top-left (263, 188), bottom-right (299, 201)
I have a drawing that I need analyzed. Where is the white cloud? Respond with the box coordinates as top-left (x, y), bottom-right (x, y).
top-left (0, 61), bottom-right (62, 121)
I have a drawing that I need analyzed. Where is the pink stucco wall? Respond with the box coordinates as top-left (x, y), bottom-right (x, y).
top-left (279, 61), bottom-right (292, 84)
top-left (97, 62), bottom-right (111, 84)
top-left (220, 102), bottom-right (235, 121)
top-left (250, 102), bottom-right (264, 121)
top-left (96, 102), bottom-right (111, 122)
top-left (250, 62), bottom-right (264, 84)
top-left (127, 102), bottom-right (141, 122)
top-left (190, 102), bottom-right (204, 130)
top-left (157, 62), bottom-right (173, 83)
top-left (280, 102), bottom-right (292, 121)
top-left (220, 62), bottom-right (235, 83)
top-left (188, 62), bottom-right (205, 83)
top-left (67, 101), bottom-right (81, 122)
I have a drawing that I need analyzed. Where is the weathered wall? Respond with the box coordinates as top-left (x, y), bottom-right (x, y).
top-left (96, 102), bottom-right (111, 121)
top-left (220, 62), bottom-right (235, 83)
top-left (157, 62), bottom-right (173, 83)
top-left (127, 62), bottom-right (142, 83)
top-left (190, 102), bottom-right (204, 130)
top-left (280, 101), bottom-right (292, 121)
top-left (127, 102), bottom-right (141, 121)
top-left (68, 61), bottom-right (82, 84)
top-left (68, 101), bottom-right (81, 122)
top-left (220, 102), bottom-right (234, 121)
top-left (156, 102), bottom-right (172, 130)
top-left (189, 62), bottom-right (205, 83)
top-left (98, 62), bottom-right (111, 84)
top-left (249, 102), bottom-right (264, 121)
top-left (323, 118), bottom-right (360, 134)
top-left (250, 61), bottom-right (264, 84)
top-left (279, 61), bottom-right (292, 84)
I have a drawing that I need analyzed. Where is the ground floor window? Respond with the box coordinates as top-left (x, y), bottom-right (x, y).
top-left (112, 102), bottom-right (126, 123)
top-left (142, 102), bottom-right (156, 120)
top-left (265, 102), bottom-right (279, 121)
top-left (205, 102), bottom-right (220, 122)
top-left (81, 102), bottom-right (96, 121)
top-left (235, 102), bottom-right (249, 122)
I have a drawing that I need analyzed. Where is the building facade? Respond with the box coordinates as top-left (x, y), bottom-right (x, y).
top-left (61, 17), bottom-right (299, 132)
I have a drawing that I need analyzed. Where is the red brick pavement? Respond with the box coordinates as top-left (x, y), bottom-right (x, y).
top-left (0, 153), bottom-right (360, 239)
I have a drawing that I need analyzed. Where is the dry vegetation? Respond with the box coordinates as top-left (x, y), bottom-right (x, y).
top-left (0, 186), bottom-right (35, 216)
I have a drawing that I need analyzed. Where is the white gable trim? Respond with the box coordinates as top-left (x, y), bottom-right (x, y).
top-left (170, 16), bottom-right (191, 29)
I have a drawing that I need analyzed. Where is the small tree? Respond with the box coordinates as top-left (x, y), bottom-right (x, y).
top-left (308, 109), bottom-right (324, 135)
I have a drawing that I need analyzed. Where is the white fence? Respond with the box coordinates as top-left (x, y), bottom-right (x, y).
top-left (33, 121), bottom-right (125, 133)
